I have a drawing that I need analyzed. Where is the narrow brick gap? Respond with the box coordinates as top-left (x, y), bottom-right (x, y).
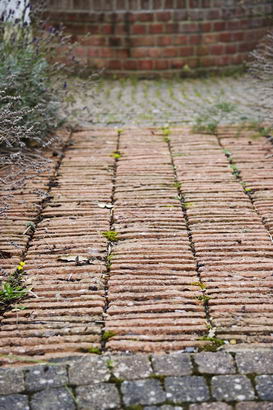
top-left (21, 132), bottom-right (73, 262)
top-left (0, 132), bottom-right (73, 316)
top-left (101, 129), bottom-right (121, 352)
top-left (217, 134), bottom-right (273, 245)
top-left (164, 131), bottom-right (215, 332)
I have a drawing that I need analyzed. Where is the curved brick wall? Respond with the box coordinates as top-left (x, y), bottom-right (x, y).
top-left (47, 0), bottom-right (273, 75)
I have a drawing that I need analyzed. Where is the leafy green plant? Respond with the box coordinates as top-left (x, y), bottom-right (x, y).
top-left (230, 164), bottom-right (241, 177)
top-left (87, 346), bottom-right (102, 355)
top-left (111, 151), bottom-right (122, 159)
top-left (0, 262), bottom-right (29, 307)
top-left (106, 359), bottom-right (115, 369)
top-left (161, 125), bottom-right (171, 142)
top-left (191, 281), bottom-right (207, 290)
top-left (102, 330), bottom-right (116, 341)
top-left (102, 231), bottom-right (119, 242)
top-left (199, 336), bottom-right (225, 352)
top-left (196, 295), bottom-right (211, 303)
top-left (173, 181), bottom-right (182, 189)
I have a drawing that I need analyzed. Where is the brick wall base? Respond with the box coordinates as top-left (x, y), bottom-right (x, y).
top-left (46, 0), bottom-right (273, 76)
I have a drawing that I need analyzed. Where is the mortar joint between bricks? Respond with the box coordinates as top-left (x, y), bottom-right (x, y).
top-left (161, 126), bottom-right (216, 336)
top-left (101, 128), bottom-right (122, 352)
top-left (217, 133), bottom-right (273, 247)
top-left (1, 130), bottom-right (74, 318)
top-left (21, 130), bottom-right (74, 261)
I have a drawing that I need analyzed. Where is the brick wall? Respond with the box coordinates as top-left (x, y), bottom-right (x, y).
top-left (46, 0), bottom-right (273, 75)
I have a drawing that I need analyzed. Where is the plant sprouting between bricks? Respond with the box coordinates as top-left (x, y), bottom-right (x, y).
top-left (102, 231), bottom-right (119, 242)
top-left (0, 262), bottom-right (30, 309)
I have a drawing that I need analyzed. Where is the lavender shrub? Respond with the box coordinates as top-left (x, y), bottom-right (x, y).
top-left (0, 1), bottom-right (95, 213)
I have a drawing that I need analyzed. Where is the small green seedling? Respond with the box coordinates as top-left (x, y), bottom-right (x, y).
top-left (106, 359), bottom-right (115, 369)
top-left (184, 202), bottom-right (193, 209)
top-left (161, 126), bottom-right (171, 142)
top-left (230, 164), bottom-right (240, 177)
top-left (87, 346), bottom-right (101, 355)
top-left (23, 221), bottom-right (36, 235)
top-left (196, 295), bottom-right (211, 302)
top-left (244, 187), bottom-right (253, 193)
top-left (106, 254), bottom-right (114, 268)
top-left (102, 330), bottom-right (116, 341)
top-left (111, 151), bottom-right (121, 159)
top-left (191, 281), bottom-right (206, 290)
top-left (173, 181), bottom-right (182, 189)
top-left (102, 231), bottom-right (119, 242)
top-left (223, 149), bottom-right (232, 159)
top-left (0, 283), bottom-right (28, 302)
top-left (199, 336), bottom-right (225, 352)
top-left (0, 262), bottom-right (29, 306)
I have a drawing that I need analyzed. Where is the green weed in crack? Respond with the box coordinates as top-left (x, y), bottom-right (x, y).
top-left (198, 336), bottom-right (225, 352)
top-left (102, 231), bottom-right (119, 243)
top-left (0, 262), bottom-right (29, 310)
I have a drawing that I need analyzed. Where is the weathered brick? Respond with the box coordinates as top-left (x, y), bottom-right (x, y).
top-left (25, 365), bottom-right (68, 392)
top-left (236, 352), bottom-right (273, 374)
top-left (76, 383), bottom-right (121, 409)
top-left (211, 375), bottom-right (255, 401)
top-left (121, 379), bottom-right (166, 406)
top-left (190, 404), bottom-right (232, 410)
top-left (194, 352), bottom-right (236, 374)
top-left (30, 388), bottom-right (76, 410)
top-left (69, 356), bottom-right (111, 385)
top-left (256, 375), bottom-right (273, 401)
top-left (0, 395), bottom-right (29, 410)
top-left (0, 368), bottom-right (25, 395)
top-left (111, 354), bottom-right (152, 379)
top-left (165, 376), bottom-right (210, 402)
top-left (236, 403), bottom-right (273, 410)
top-left (152, 353), bottom-right (192, 376)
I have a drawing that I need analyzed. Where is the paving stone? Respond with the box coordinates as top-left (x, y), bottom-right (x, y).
top-left (76, 383), bottom-right (121, 410)
top-left (256, 375), bottom-right (273, 400)
top-left (211, 375), bottom-right (255, 401)
top-left (151, 353), bottom-right (192, 376)
top-left (0, 394), bottom-right (29, 410)
top-left (76, 76), bottom-right (266, 127)
top-left (30, 387), bottom-right (76, 410)
top-left (189, 404), bottom-right (232, 410)
top-left (144, 406), bottom-right (184, 410)
top-left (121, 379), bottom-right (166, 406)
top-left (236, 402), bottom-right (273, 410)
top-left (236, 352), bottom-right (273, 374)
top-left (69, 356), bottom-right (110, 385)
top-left (25, 365), bottom-right (68, 392)
top-left (165, 376), bottom-right (210, 403)
top-left (111, 354), bottom-right (152, 380)
top-left (0, 368), bottom-right (25, 395)
top-left (194, 352), bottom-right (235, 374)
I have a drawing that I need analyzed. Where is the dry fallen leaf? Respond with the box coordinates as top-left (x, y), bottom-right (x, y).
top-left (97, 202), bottom-right (113, 209)
top-left (57, 255), bottom-right (90, 264)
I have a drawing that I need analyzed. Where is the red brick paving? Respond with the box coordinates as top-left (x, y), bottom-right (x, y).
top-left (1, 127), bottom-right (273, 361)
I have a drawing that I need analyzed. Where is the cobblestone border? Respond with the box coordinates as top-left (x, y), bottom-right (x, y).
top-left (1, 351), bottom-right (273, 409)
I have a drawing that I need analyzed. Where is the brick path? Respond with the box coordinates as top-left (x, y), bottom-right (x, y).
top-left (1, 126), bottom-right (273, 407)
